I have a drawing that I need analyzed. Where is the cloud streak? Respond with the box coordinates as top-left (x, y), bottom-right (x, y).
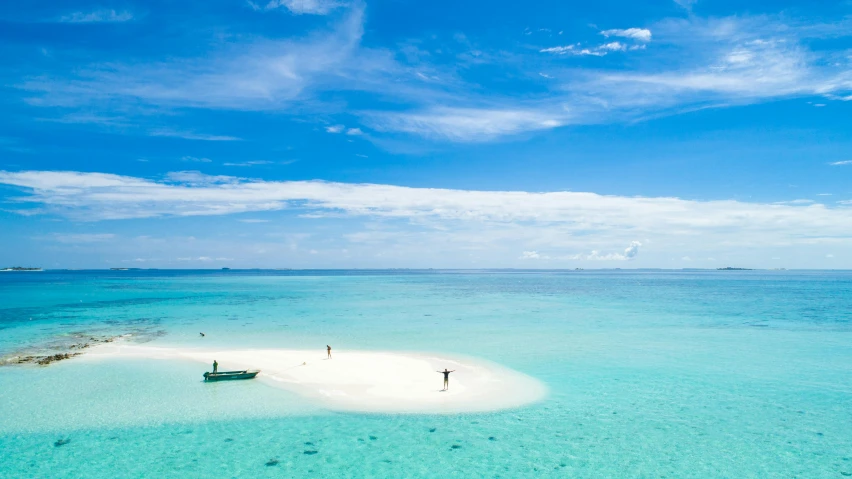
top-left (600, 28), bottom-right (652, 42)
top-left (0, 171), bottom-right (850, 248)
top-left (16, 8), bottom-right (852, 144)
top-left (366, 107), bottom-right (566, 142)
top-left (263, 0), bottom-right (344, 15)
top-left (59, 10), bottom-right (133, 23)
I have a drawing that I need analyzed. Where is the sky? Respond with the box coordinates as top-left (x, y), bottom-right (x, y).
top-left (0, 0), bottom-right (851, 269)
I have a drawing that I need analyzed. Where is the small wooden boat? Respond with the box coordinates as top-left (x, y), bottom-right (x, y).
top-left (203, 369), bottom-right (260, 381)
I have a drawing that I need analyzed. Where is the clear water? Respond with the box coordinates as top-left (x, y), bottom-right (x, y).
top-left (1, 270), bottom-right (851, 478)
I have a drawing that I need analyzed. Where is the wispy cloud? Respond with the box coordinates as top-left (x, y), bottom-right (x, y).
top-left (541, 27), bottom-right (651, 58)
top-left (23, 7), bottom-right (369, 112)
top-left (520, 241), bottom-right (642, 261)
top-left (223, 161), bottom-right (274, 167)
top-left (150, 129), bottom-right (241, 142)
top-left (830, 160), bottom-right (852, 166)
top-left (16, 7), bottom-right (852, 145)
top-left (59, 10), bottom-right (133, 23)
top-left (673, 0), bottom-right (698, 10)
top-left (1, 171), bottom-right (851, 259)
top-left (177, 256), bottom-right (233, 261)
top-left (366, 107), bottom-right (566, 142)
top-left (263, 0), bottom-right (344, 15)
top-left (600, 28), bottom-right (652, 42)
top-left (180, 156), bottom-right (212, 163)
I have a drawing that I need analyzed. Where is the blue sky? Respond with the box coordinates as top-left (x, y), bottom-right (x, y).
top-left (0, 0), bottom-right (851, 269)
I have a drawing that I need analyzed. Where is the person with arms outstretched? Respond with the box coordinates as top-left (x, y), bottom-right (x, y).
top-left (437, 368), bottom-right (455, 390)
top-left (327, 345), bottom-right (332, 359)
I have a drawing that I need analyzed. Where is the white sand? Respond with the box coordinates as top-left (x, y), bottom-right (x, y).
top-left (81, 343), bottom-right (547, 413)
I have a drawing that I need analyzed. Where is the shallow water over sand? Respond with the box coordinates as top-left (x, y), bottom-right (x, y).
top-left (2, 270), bottom-right (851, 478)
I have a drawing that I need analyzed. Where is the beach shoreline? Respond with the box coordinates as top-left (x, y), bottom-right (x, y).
top-left (80, 342), bottom-right (548, 414)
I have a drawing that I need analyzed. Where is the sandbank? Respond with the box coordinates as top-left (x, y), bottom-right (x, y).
top-left (81, 343), bottom-right (547, 413)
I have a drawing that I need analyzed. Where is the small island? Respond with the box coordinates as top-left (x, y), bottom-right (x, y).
top-left (717, 267), bottom-right (753, 271)
top-left (0, 266), bottom-right (43, 272)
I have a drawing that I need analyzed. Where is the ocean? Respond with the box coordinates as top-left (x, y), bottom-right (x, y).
top-left (1, 270), bottom-right (851, 478)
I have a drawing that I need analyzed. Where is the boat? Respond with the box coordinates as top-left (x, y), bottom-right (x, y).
top-left (203, 369), bottom-right (260, 381)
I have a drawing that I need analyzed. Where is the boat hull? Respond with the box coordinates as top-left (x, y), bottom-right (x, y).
top-left (203, 370), bottom-right (260, 381)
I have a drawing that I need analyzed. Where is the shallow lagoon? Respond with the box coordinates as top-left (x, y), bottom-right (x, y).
top-left (2, 270), bottom-right (851, 478)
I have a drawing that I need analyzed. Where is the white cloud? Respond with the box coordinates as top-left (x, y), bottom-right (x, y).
top-left (830, 160), bottom-right (852, 166)
top-left (326, 125), bottom-right (345, 133)
top-left (181, 156), bottom-right (212, 163)
top-left (238, 219), bottom-right (270, 223)
top-left (367, 107), bottom-right (565, 141)
top-left (24, 7), bottom-right (370, 111)
top-left (540, 45), bottom-right (576, 55)
top-left (59, 10), bottom-right (133, 23)
top-left (600, 28), bottom-right (653, 43)
top-left (177, 256), bottom-right (232, 261)
top-left (223, 160), bottom-right (273, 167)
top-left (16, 11), bottom-right (852, 146)
top-left (521, 242), bottom-right (641, 261)
top-left (599, 42), bottom-right (627, 52)
top-left (150, 129), bottom-right (241, 142)
top-left (2, 170), bottom-right (852, 267)
top-left (540, 40), bottom-right (640, 57)
top-left (264, 0), bottom-right (344, 15)
top-left (584, 241), bottom-right (642, 261)
top-left (346, 128), bottom-right (363, 135)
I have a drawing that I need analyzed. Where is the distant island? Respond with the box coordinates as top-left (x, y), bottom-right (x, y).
top-left (0, 267), bottom-right (43, 272)
top-left (717, 267), bottom-right (753, 271)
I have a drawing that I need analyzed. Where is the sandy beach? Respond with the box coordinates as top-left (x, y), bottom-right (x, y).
top-left (81, 342), bottom-right (547, 413)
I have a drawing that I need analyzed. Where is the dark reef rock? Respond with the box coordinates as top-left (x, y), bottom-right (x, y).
top-left (265, 458), bottom-right (279, 466)
top-left (54, 438), bottom-right (71, 447)
top-left (1, 332), bottom-right (144, 367)
top-left (303, 450), bottom-right (318, 455)
top-left (37, 353), bottom-right (81, 365)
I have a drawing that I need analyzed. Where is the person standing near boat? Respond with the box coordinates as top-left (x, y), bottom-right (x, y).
top-left (437, 368), bottom-right (455, 390)
top-left (213, 360), bottom-right (218, 373)
top-left (327, 345), bottom-right (332, 359)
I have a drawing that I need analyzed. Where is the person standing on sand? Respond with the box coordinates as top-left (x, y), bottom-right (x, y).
top-left (213, 360), bottom-right (218, 373)
top-left (438, 368), bottom-right (455, 390)
top-left (327, 345), bottom-right (332, 359)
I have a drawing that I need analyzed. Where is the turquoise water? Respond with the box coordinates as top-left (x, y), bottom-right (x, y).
top-left (1, 270), bottom-right (851, 478)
